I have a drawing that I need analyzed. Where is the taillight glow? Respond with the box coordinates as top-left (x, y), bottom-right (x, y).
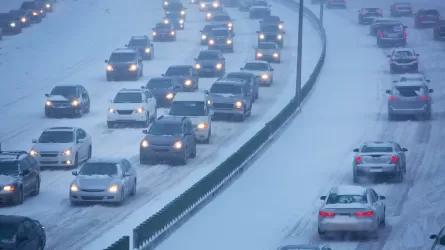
top-left (438, 26), bottom-right (441, 30)
top-left (410, 6), bottom-right (412, 10)
top-left (419, 95), bottom-right (428, 100)
top-left (389, 96), bottom-right (399, 101)
top-left (391, 156), bottom-right (398, 163)
top-left (412, 57), bottom-right (417, 61)
top-left (379, 31), bottom-right (383, 38)
top-left (403, 30), bottom-right (407, 38)
top-left (391, 58), bottom-right (395, 61)
top-left (395, 7), bottom-right (398, 11)
top-left (356, 211), bottom-right (373, 217)
top-left (372, 24), bottom-right (377, 27)
top-left (378, 12), bottom-right (382, 16)
top-left (438, 15), bottom-right (441, 20)
top-left (319, 211), bottom-right (335, 217)
top-left (419, 15), bottom-right (423, 20)
top-left (355, 156), bottom-right (362, 163)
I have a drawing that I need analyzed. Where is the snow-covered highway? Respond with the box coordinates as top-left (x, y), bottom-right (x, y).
top-left (155, 0), bottom-right (445, 250)
top-left (0, 0), bottom-right (322, 249)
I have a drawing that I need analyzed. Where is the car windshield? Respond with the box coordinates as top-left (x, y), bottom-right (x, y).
top-left (382, 24), bottom-right (403, 32)
top-left (361, 146), bottom-right (393, 153)
top-left (375, 19), bottom-right (392, 24)
top-left (400, 76), bottom-right (423, 81)
top-left (258, 43), bottom-right (277, 49)
top-left (0, 162), bottom-right (19, 176)
top-left (226, 73), bottom-right (250, 80)
top-left (244, 62), bottom-right (269, 70)
top-left (21, 2), bottom-right (35, 8)
top-left (38, 131), bottom-right (74, 143)
top-left (167, 3), bottom-right (183, 9)
top-left (50, 86), bottom-right (77, 98)
top-left (156, 23), bottom-right (171, 29)
top-left (213, 15), bottom-right (230, 21)
top-left (113, 92), bottom-right (142, 103)
top-left (128, 39), bottom-right (146, 46)
top-left (393, 86), bottom-right (425, 97)
top-left (169, 101), bottom-right (206, 116)
top-left (79, 163), bottom-right (118, 176)
top-left (109, 53), bottom-right (135, 62)
top-left (147, 80), bottom-right (173, 89)
top-left (0, 223), bottom-right (17, 243)
top-left (263, 16), bottom-right (280, 22)
top-left (326, 194), bottom-right (367, 204)
top-left (211, 29), bottom-right (230, 36)
top-left (254, 1), bottom-right (268, 6)
top-left (165, 67), bottom-right (190, 76)
top-left (149, 122), bottom-right (182, 136)
top-left (166, 12), bottom-right (181, 18)
top-left (197, 53), bottom-right (218, 60)
top-left (203, 25), bottom-right (217, 32)
top-left (261, 25), bottom-right (279, 32)
top-left (395, 51), bottom-right (413, 57)
top-left (0, 14), bottom-right (12, 20)
top-left (210, 84), bottom-right (242, 94)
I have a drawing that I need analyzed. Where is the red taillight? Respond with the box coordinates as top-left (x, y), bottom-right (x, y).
top-left (355, 156), bottom-right (362, 163)
top-left (412, 57), bottom-right (417, 61)
top-left (372, 24), bottom-right (377, 27)
top-left (410, 6), bottom-right (412, 10)
top-left (395, 7), bottom-right (399, 11)
top-left (389, 96), bottom-right (399, 101)
top-left (418, 95), bottom-right (428, 100)
top-left (356, 211), bottom-right (373, 217)
top-left (391, 156), bottom-right (398, 163)
top-left (378, 12), bottom-right (383, 16)
top-left (379, 31), bottom-right (383, 38)
top-left (391, 58), bottom-right (395, 61)
top-left (362, 13), bottom-right (366, 16)
top-left (319, 211), bottom-right (335, 217)
top-left (419, 15), bottom-right (423, 20)
top-left (403, 30), bottom-right (407, 38)
top-left (438, 15), bottom-right (441, 20)
top-left (438, 26), bottom-right (441, 30)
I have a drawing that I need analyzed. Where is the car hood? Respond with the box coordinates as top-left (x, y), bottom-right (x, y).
top-left (196, 59), bottom-right (220, 66)
top-left (145, 134), bottom-right (182, 145)
top-left (242, 69), bottom-right (270, 76)
top-left (47, 95), bottom-right (74, 102)
top-left (110, 103), bottom-right (141, 110)
top-left (259, 31), bottom-right (281, 35)
top-left (211, 21), bottom-right (230, 25)
top-left (0, 20), bottom-right (11, 26)
top-left (76, 175), bottom-right (116, 189)
top-left (148, 88), bottom-right (174, 97)
top-left (256, 49), bottom-right (279, 54)
top-left (108, 62), bottom-right (134, 67)
top-left (127, 45), bottom-right (145, 50)
top-left (209, 93), bottom-right (243, 102)
top-left (209, 35), bottom-right (230, 40)
top-left (33, 143), bottom-right (74, 152)
top-left (184, 116), bottom-right (208, 125)
top-left (0, 175), bottom-right (19, 186)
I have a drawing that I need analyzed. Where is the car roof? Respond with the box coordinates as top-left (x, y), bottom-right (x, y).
top-left (213, 80), bottom-right (246, 86)
top-left (362, 7), bottom-right (380, 10)
top-left (399, 73), bottom-right (424, 78)
top-left (155, 116), bottom-right (187, 124)
top-left (331, 185), bottom-right (367, 195)
top-left (259, 41), bottom-right (278, 45)
top-left (53, 84), bottom-right (79, 88)
top-left (44, 127), bottom-right (77, 132)
top-left (245, 60), bottom-right (269, 64)
top-left (200, 49), bottom-right (220, 54)
top-left (173, 92), bottom-right (207, 101)
top-left (226, 71), bottom-right (255, 77)
top-left (252, 6), bottom-right (268, 8)
top-left (212, 27), bottom-right (230, 31)
top-left (112, 48), bottom-right (137, 54)
top-left (130, 36), bottom-right (148, 40)
top-left (0, 215), bottom-right (29, 225)
top-left (278, 244), bottom-right (322, 250)
top-left (86, 157), bottom-right (123, 164)
top-left (362, 141), bottom-right (394, 147)
top-left (168, 65), bottom-right (192, 69)
top-left (394, 80), bottom-right (426, 87)
top-left (214, 12), bottom-right (230, 16)
top-left (393, 48), bottom-right (414, 52)
top-left (118, 88), bottom-right (143, 93)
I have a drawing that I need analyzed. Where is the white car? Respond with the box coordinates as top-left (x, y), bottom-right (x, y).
top-left (240, 60), bottom-right (274, 86)
top-left (168, 92), bottom-right (212, 143)
top-left (107, 87), bottom-right (157, 128)
top-left (30, 127), bottom-right (92, 168)
top-left (395, 73), bottom-right (430, 83)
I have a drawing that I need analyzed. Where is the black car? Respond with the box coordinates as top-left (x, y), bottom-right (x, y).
top-left (0, 13), bottom-right (22, 34)
top-left (238, 0), bottom-right (256, 11)
top-left (377, 22), bottom-right (407, 48)
top-left (20, 2), bottom-right (46, 18)
top-left (220, 72), bottom-right (259, 102)
top-left (433, 19), bottom-right (445, 40)
top-left (104, 48), bottom-right (144, 81)
top-left (200, 23), bottom-right (224, 45)
top-left (0, 215), bottom-right (46, 250)
top-left (205, 6), bottom-right (224, 21)
top-left (35, 0), bottom-right (54, 12)
top-left (249, 6), bottom-right (271, 19)
top-left (162, 65), bottom-right (200, 91)
top-left (164, 12), bottom-right (185, 30)
top-left (9, 10), bottom-right (33, 27)
top-left (260, 15), bottom-right (284, 30)
top-left (414, 9), bottom-right (441, 28)
top-left (165, 2), bottom-right (187, 19)
top-left (207, 28), bottom-right (234, 52)
top-left (389, 2), bottom-right (412, 17)
top-left (44, 85), bottom-right (91, 117)
top-left (369, 18), bottom-right (397, 36)
top-left (0, 149), bottom-right (41, 205)
top-left (194, 50), bottom-right (226, 76)
top-left (257, 23), bottom-right (285, 47)
top-left (358, 8), bottom-right (382, 24)
top-left (125, 35), bottom-right (154, 60)
top-left (146, 77), bottom-right (183, 107)
top-left (152, 21), bottom-right (176, 41)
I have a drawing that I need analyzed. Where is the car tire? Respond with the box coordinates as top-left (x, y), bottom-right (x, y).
top-left (424, 110), bottom-right (432, 120)
top-left (85, 103), bottom-right (90, 113)
top-left (151, 109), bottom-right (157, 122)
top-left (70, 200), bottom-right (80, 206)
top-left (130, 180), bottom-right (137, 196)
top-left (76, 107), bottom-right (84, 118)
top-left (37, 239), bottom-right (44, 250)
top-left (369, 226), bottom-right (380, 239)
top-left (107, 121), bottom-right (115, 128)
top-left (377, 39), bottom-right (383, 48)
top-left (318, 228), bottom-right (327, 239)
top-left (179, 152), bottom-right (188, 165)
top-left (88, 145), bottom-right (92, 159)
top-left (388, 112), bottom-right (395, 121)
top-left (13, 187), bottom-right (24, 205)
top-left (353, 172), bottom-right (359, 183)
top-left (190, 144), bottom-right (197, 158)
top-left (30, 178), bottom-right (40, 196)
top-left (238, 110), bottom-right (246, 122)
top-left (106, 75), bottom-right (112, 82)
top-left (380, 209), bottom-right (386, 227)
top-left (116, 189), bottom-right (125, 205)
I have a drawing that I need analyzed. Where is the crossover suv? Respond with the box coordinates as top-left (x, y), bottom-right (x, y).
top-left (105, 48), bottom-right (144, 81)
top-left (44, 84), bottom-right (90, 118)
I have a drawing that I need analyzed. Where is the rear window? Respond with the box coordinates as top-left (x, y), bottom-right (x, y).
top-left (393, 86), bottom-right (425, 97)
top-left (395, 51), bottom-right (413, 57)
top-left (422, 10), bottom-right (439, 15)
top-left (361, 146), bottom-right (393, 153)
top-left (326, 194), bottom-right (367, 204)
top-left (363, 8), bottom-right (379, 13)
top-left (382, 24), bottom-right (403, 32)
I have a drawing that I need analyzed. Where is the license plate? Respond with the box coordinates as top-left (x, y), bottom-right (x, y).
top-left (388, 34), bottom-right (398, 38)
top-left (370, 168), bottom-right (383, 172)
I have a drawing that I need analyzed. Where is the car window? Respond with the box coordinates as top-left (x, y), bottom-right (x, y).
top-left (165, 67), bottom-right (191, 76)
top-left (128, 39), bottom-right (147, 46)
top-left (145, 90), bottom-right (153, 99)
top-left (39, 131), bottom-right (74, 143)
top-left (0, 222), bottom-right (18, 243)
top-left (185, 122), bottom-right (193, 133)
top-left (382, 24), bottom-right (403, 32)
top-left (16, 223), bottom-right (26, 237)
top-left (79, 129), bottom-right (87, 139)
top-left (149, 122), bottom-right (182, 136)
top-left (400, 76), bottom-right (423, 82)
top-left (326, 194), bottom-right (367, 204)
top-left (395, 143), bottom-right (402, 151)
top-left (50, 86), bottom-right (78, 99)
top-left (244, 62), bottom-right (269, 71)
top-left (79, 163), bottom-right (118, 176)
top-left (394, 51), bottom-right (413, 57)
top-left (197, 53), bottom-right (218, 60)
top-left (123, 159), bottom-right (132, 172)
top-left (393, 86), bottom-right (426, 97)
top-left (19, 158), bottom-right (31, 171)
top-left (170, 101), bottom-right (206, 116)
top-left (210, 84), bottom-right (242, 94)
top-left (371, 189), bottom-right (379, 201)
top-left (113, 92), bottom-right (143, 103)
top-left (121, 160), bottom-right (129, 172)
top-left (361, 146), bottom-right (393, 153)
top-left (422, 10), bottom-right (439, 15)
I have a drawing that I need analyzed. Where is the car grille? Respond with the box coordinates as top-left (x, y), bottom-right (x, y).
top-left (81, 196), bottom-right (104, 201)
top-left (395, 59), bottom-right (413, 63)
top-left (215, 38), bottom-right (227, 44)
top-left (80, 189), bottom-right (106, 192)
top-left (203, 65), bottom-right (214, 69)
top-left (40, 153), bottom-right (58, 157)
top-left (213, 103), bottom-right (233, 109)
top-left (116, 110), bottom-right (133, 115)
top-left (40, 161), bottom-right (58, 164)
top-left (153, 148), bottom-right (170, 152)
top-left (265, 34), bottom-right (278, 40)
top-left (397, 6), bottom-right (410, 11)
top-left (40, 151), bottom-right (59, 157)
top-left (51, 101), bottom-right (71, 107)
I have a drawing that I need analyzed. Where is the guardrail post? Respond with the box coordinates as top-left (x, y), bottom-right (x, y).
top-left (295, 0), bottom-right (304, 106)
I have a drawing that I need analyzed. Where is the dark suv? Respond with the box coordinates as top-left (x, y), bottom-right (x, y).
top-left (194, 50), bottom-right (226, 77)
top-left (389, 2), bottom-right (412, 17)
top-left (0, 148), bottom-right (41, 205)
top-left (139, 116), bottom-right (197, 165)
top-left (257, 23), bottom-right (285, 47)
top-left (20, 2), bottom-right (46, 18)
top-left (44, 84), bottom-right (90, 118)
top-left (0, 13), bottom-right (22, 34)
top-left (377, 22), bottom-right (407, 48)
top-left (125, 35), bottom-right (154, 60)
top-left (146, 77), bottom-right (183, 107)
top-left (358, 8), bottom-right (382, 24)
top-left (104, 48), bottom-right (144, 81)
top-left (414, 9), bottom-right (441, 28)
top-left (434, 20), bottom-right (445, 40)
top-left (0, 215), bottom-right (46, 250)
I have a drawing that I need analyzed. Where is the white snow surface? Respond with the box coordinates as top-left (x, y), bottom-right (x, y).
top-left (155, 0), bottom-right (445, 250)
top-left (0, 0), bottom-right (321, 249)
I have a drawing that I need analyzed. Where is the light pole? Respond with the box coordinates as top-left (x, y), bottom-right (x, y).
top-left (295, 0), bottom-right (304, 106)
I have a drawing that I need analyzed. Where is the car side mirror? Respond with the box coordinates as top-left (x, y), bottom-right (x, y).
top-left (385, 90), bottom-right (391, 94)
top-left (104, 60), bottom-right (109, 63)
top-left (32, 139), bottom-right (37, 143)
top-left (379, 195), bottom-right (386, 200)
top-left (185, 131), bottom-right (193, 136)
top-left (404, 25), bottom-right (407, 28)
top-left (194, 58), bottom-right (197, 61)
top-left (402, 148), bottom-right (408, 152)
top-left (138, 59), bottom-right (143, 63)
top-left (161, 74), bottom-right (165, 76)
top-left (21, 169), bottom-right (30, 176)
top-left (426, 79), bottom-right (431, 82)
top-left (270, 68), bottom-right (274, 71)
top-left (209, 110), bottom-right (214, 116)
top-left (320, 196), bottom-right (326, 200)
top-left (240, 68), bottom-right (244, 70)
top-left (125, 44), bottom-right (128, 47)
top-left (256, 31), bottom-right (260, 33)
top-left (204, 90), bottom-right (209, 94)
top-left (72, 171), bottom-right (78, 176)
top-left (416, 54), bottom-right (419, 56)
top-left (429, 89), bottom-right (434, 93)
top-left (142, 129), bottom-right (148, 134)
top-left (163, 110), bottom-right (169, 115)
top-left (45, 93), bottom-right (49, 97)
top-left (353, 148), bottom-right (359, 152)
top-left (430, 234), bottom-right (438, 240)
top-left (77, 138), bottom-right (85, 143)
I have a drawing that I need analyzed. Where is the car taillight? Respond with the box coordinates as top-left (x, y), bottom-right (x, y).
top-left (356, 211), bottom-right (373, 217)
top-left (438, 15), bottom-right (441, 20)
top-left (389, 96), bottom-right (399, 101)
top-left (395, 7), bottom-right (398, 11)
top-left (362, 13), bottom-right (366, 16)
top-left (378, 12), bottom-right (382, 16)
top-left (372, 24), bottom-right (377, 27)
top-left (438, 26), bottom-right (441, 30)
top-left (319, 211), bottom-right (335, 217)
top-left (379, 31), bottom-right (383, 38)
top-left (355, 156), bottom-right (362, 163)
top-left (410, 6), bottom-right (412, 10)
top-left (403, 30), bottom-right (407, 38)
top-left (419, 15), bottom-right (423, 20)
top-left (418, 95), bottom-right (428, 100)
top-left (391, 58), bottom-right (395, 61)
top-left (391, 156), bottom-right (398, 163)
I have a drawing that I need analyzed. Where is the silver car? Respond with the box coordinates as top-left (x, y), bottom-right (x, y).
top-left (255, 42), bottom-right (281, 63)
top-left (386, 80), bottom-right (433, 120)
top-left (396, 73), bottom-right (430, 83)
top-left (69, 157), bottom-right (137, 206)
top-left (318, 185), bottom-right (386, 239)
top-left (353, 141), bottom-right (407, 183)
top-left (277, 244), bottom-right (332, 250)
top-left (388, 48), bottom-right (419, 73)
top-left (240, 60), bottom-right (274, 85)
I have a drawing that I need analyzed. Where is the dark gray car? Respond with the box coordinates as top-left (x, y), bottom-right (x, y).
top-left (104, 48), bottom-right (144, 81)
top-left (388, 48), bottom-right (419, 73)
top-left (194, 50), bottom-right (226, 77)
top-left (220, 71), bottom-right (259, 102)
top-left (257, 24), bottom-right (285, 47)
top-left (162, 65), bottom-right (199, 91)
top-left (207, 28), bottom-right (234, 52)
top-left (377, 22), bottom-right (407, 48)
top-left (326, 0), bottom-right (346, 9)
top-left (433, 19), bottom-right (445, 40)
top-left (140, 116), bottom-right (197, 165)
top-left (146, 77), bottom-right (183, 107)
top-left (125, 35), bottom-right (154, 60)
top-left (414, 9), bottom-right (441, 28)
top-left (386, 81), bottom-right (433, 120)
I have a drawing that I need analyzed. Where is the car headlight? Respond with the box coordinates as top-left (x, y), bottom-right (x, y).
top-left (152, 31), bottom-right (157, 36)
top-left (3, 185), bottom-right (15, 191)
top-left (46, 3), bottom-right (51, 8)
top-left (279, 24), bottom-right (283, 29)
top-left (136, 107), bottom-right (144, 113)
top-left (277, 34), bottom-right (282, 39)
top-left (70, 184), bottom-right (79, 192)
top-left (106, 64), bottom-right (113, 71)
top-left (197, 123), bottom-right (208, 129)
top-left (228, 23), bottom-right (233, 27)
top-left (21, 17), bottom-right (27, 23)
top-left (33, 12), bottom-right (38, 16)
top-left (145, 48), bottom-right (151, 53)
top-left (141, 140), bottom-right (149, 147)
top-left (45, 100), bottom-right (52, 106)
top-left (207, 13), bottom-right (212, 17)
top-left (173, 141), bottom-right (183, 149)
top-left (235, 101), bottom-right (243, 109)
top-left (62, 149), bottom-right (72, 156)
top-left (256, 52), bottom-right (263, 57)
top-left (108, 185), bottom-right (119, 193)
top-left (259, 34), bottom-right (265, 39)
top-left (201, 34), bottom-right (207, 40)
top-left (164, 1), bottom-right (169, 5)
top-left (273, 53), bottom-right (279, 58)
top-left (209, 40), bottom-right (215, 45)
top-left (261, 74), bottom-right (269, 79)
top-left (108, 108), bottom-right (115, 113)
top-left (164, 19), bottom-right (169, 24)
top-left (181, 10), bottom-right (185, 15)
top-left (129, 64), bottom-right (137, 71)
top-left (170, 31), bottom-right (175, 35)
top-left (226, 39), bottom-right (232, 44)
top-left (184, 80), bottom-right (192, 86)
top-left (166, 93), bottom-right (174, 99)
top-left (179, 19), bottom-right (184, 24)
top-left (40, 10), bottom-right (44, 14)
top-left (71, 100), bottom-right (80, 106)
top-left (207, 100), bottom-right (211, 105)
top-left (216, 63), bottom-right (222, 69)
top-left (10, 22), bottom-right (16, 27)
top-left (213, 2), bottom-right (219, 7)
top-left (201, 3), bottom-right (205, 8)
top-left (195, 64), bottom-right (201, 69)
top-left (30, 149), bottom-right (38, 156)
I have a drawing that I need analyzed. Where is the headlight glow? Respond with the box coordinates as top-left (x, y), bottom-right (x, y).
top-left (71, 100), bottom-right (80, 106)
top-left (152, 31), bottom-right (157, 36)
top-left (212, 2), bottom-right (219, 7)
top-left (30, 150), bottom-right (38, 156)
top-left (10, 22), bottom-right (16, 27)
top-left (257, 52), bottom-right (263, 57)
top-left (145, 48), bottom-right (151, 53)
top-left (46, 3), bottom-right (51, 8)
top-left (62, 149), bottom-right (72, 156)
top-left (228, 23), bottom-right (233, 27)
top-left (108, 108), bottom-right (115, 113)
top-left (3, 185), bottom-right (15, 191)
top-left (273, 53), bottom-right (279, 58)
top-left (259, 34), bottom-right (265, 39)
top-left (216, 63), bottom-right (222, 69)
top-left (136, 107), bottom-right (144, 113)
top-left (164, 1), bottom-right (169, 5)
top-left (184, 80), bottom-right (192, 86)
top-left (277, 34), bottom-right (282, 39)
top-left (129, 64), bottom-right (137, 71)
top-left (21, 17), bottom-right (27, 23)
top-left (141, 140), bottom-right (149, 147)
top-left (201, 34), bottom-right (207, 39)
top-left (70, 184), bottom-right (79, 192)
top-left (209, 39), bottom-right (215, 45)
top-left (207, 13), bottom-right (212, 17)
top-left (235, 101), bottom-right (243, 109)
top-left (45, 100), bottom-right (52, 106)
top-left (106, 64), bottom-right (113, 71)
top-left (261, 74), bottom-right (269, 79)
top-left (164, 19), bottom-right (169, 24)
top-left (40, 10), bottom-right (44, 14)
top-left (108, 185), bottom-right (119, 193)
top-left (179, 19), bottom-right (184, 24)
top-left (170, 31), bottom-right (175, 35)
top-left (173, 141), bottom-right (183, 149)
top-left (195, 64), bottom-right (201, 69)
top-left (201, 3), bottom-right (205, 8)
top-left (181, 10), bottom-right (185, 15)
top-left (279, 24), bottom-right (283, 29)
top-left (197, 123), bottom-right (209, 129)
top-left (226, 39), bottom-right (232, 44)
top-left (166, 93), bottom-right (174, 99)
top-left (207, 100), bottom-right (211, 105)
top-left (33, 12), bottom-right (38, 16)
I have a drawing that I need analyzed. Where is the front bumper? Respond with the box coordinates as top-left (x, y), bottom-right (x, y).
top-left (319, 217), bottom-right (376, 232)
top-left (106, 70), bottom-right (138, 79)
top-left (32, 154), bottom-right (76, 167)
top-left (153, 32), bottom-right (176, 40)
top-left (388, 105), bottom-right (428, 115)
top-left (1, 26), bottom-right (21, 34)
top-left (45, 106), bottom-right (80, 116)
top-left (256, 54), bottom-right (280, 62)
top-left (378, 38), bottom-right (406, 46)
top-left (210, 106), bottom-right (244, 116)
top-left (196, 66), bottom-right (224, 76)
top-left (208, 43), bottom-right (233, 50)
top-left (107, 112), bottom-right (148, 123)
top-left (355, 163), bottom-right (400, 175)
top-left (70, 190), bottom-right (123, 203)
top-left (0, 191), bottom-right (18, 204)
top-left (140, 147), bottom-right (185, 162)
top-left (255, 75), bottom-right (273, 85)
top-left (258, 38), bottom-right (283, 45)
